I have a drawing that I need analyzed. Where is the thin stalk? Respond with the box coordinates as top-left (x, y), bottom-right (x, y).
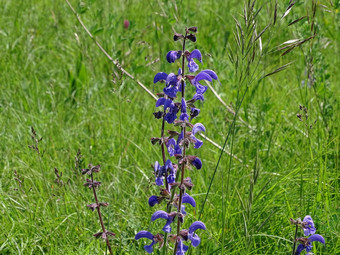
top-left (91, 174), bottom-right (113, 255)
top-left (292, 225), bottom-right (298, 255)
top-left (173, 30), bottom-right (188, 255)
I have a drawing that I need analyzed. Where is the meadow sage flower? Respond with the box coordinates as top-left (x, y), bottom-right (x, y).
top-left (186, 49), bottom-right (202, 73)
top-left (135, 231), bottom-right (163, 253)
top-left (302, 215), bottom-right (316, 236)
top-left (295, 234), bottom-right (325, 255)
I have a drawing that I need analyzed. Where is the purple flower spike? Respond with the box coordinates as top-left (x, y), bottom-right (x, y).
top-left (167, 51), bottom-right (182, 63)
top-left (154, 72), bottom-right (168, 84)
top-left (187, 49), bottom-right (202, 73)
top-left (135, 231), bottom-right (156, 254)
top-left (295, 234), bottom-right (325, 255)
top-left (302, 215), bottom-right (316, 236)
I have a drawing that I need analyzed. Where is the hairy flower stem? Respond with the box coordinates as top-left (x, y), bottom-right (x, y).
top-left (173, 30), bottom-right (188, 255)
top-left (90, 174), bottom-right (113, 255)
top-left (292, 224), bottom-right (298, 255)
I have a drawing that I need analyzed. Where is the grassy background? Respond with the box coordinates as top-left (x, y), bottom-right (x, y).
top-left (0, 0), bottom-right (339, 254)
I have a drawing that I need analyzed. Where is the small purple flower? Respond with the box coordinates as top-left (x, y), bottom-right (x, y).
top-left (135, 231), bottom-right (156, 253)
top-left (187, 156), bottom-right (202, 170)
top-left (148, 195), bottom-right (160, 207)
top-left (190, 107), bottom-right (200, 119)
top-left (302, 215), bottom-right (316, 236)
top-left (167, 50), bottom-right (182, 63)
top-left (295, 234), bottom-right (325, 255)
top-left (187, 69), bottom-right (218, 95)
top-left (186, 49), bottom-right (202, 73)
top-left (154, 72), bottom-right (168, 84)
top-left (181, 193), bottom-right (196, 214)
top-left (155, 98), bottom-right (179, 124)
top-left (166, 134), bottom-right (183, 157)
top-left (188, 221), bottom-right (206, 247)
top-left (190, 123), bottom-right (205, 149)
top-left (176, 239), bottom-right (189, 255)
top-left (180, 98), bottom-right (189, 121)
top-left (151, 211), bottom-right (176, 233)
top-left (193, 93), bottom-right (205, 101)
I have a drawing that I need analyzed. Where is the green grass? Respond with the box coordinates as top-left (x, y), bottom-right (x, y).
top-left (0, 0), bottom-right (339, 254)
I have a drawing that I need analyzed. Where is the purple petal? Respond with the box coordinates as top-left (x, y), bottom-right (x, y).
top-left (190, 49), bottom-right (202, 62)
top-left (155, 177), bottom-right (164, 186)
top-left (151, 210), bottom-right (168, 221)
top-left (135, 230), bottom-right (154, 240)
top-left (162, 220), bottom-right (172, 233)
top-left (163, 99), bottom-right (173, 110)
top-left (194, 137), bottom-right (203, 149)
top-left (181, 98), bottom-right (187, 113)
top-left (188, 59), bottom-right (199, 73)
top-left (154, 72), bottom-right (168, 83)
top-left (154, 161), bottom-right (160, 172)
top-left (192, 123), bottom-right (206, 135)
top-left (201, 69), bottom-right (218, 80)
top-left (178, 68), bottom-right (182, 75)
top-left (180, 113), bottom-right (189, 121)
top-left (166, 73), bottom-right (178, 86)
top-left (176, 240), bottom-right (187, 255)
top-left (182, 193), bottom-right (196, 207)
top-left (189, 221), bottom-right (206, 233)
top-left (195, 83), bottom-right (208, 94)
top-left (195, 71), bottom-right (213, 83)
top-left (167, 139), bottom-right (176, 157)
top-left (191, 157), bottom-right (202, 169)
top-left (164, 86), bottom-right (178, 98)
top-left (166, 51), bottom-right (182, 63)
top-left (144, 240), bottom-right (156, 253)
top-left (309, 234), bottom-right (325, 244)
top-left (295, 244), bottom-right (305, 255)
top-left (148, 195), bottom-right (159, 207)
top-left (190, 108), bottom-right (200, 119)
top-left (189, 233), bottom-right (201, 247)
top-left (165, 111), bottom-right (177, 124)
top-left (156, 98), bottom-right (166, 107)
top-left (193, 93), bottom-right (205, 101)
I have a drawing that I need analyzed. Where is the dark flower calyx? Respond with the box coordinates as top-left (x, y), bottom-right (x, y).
top-left (183, 177), bottom-right (193, 190)
top-left (186, 33), bottom-right (196, 42)
top-left (168, 130), bottom-right (180, 139)
top-left (173, 120), bottom-right (194, 128)
top-left (290, 218), bottom-right (302, 225)
top-left (81, 164), bottom-right (101, 175)
top-left (179, 229), bottom-right (189, 240)
top-left (160, 188), bottom-right (171, 197)
top-left (84, 179), bottom-right (101, 188)
top-left (187, 26), bottom-right (198, 33)
top-left (174, 33), bottom-right (185, 41)
top-left (153, 111), bottom-right (164, 119)
top-left (151, 137), bottom-right (162, 145)
top-left (93, 230), bottom-right (115, 239)
top-left (87, 202), bottom-right (109, 211)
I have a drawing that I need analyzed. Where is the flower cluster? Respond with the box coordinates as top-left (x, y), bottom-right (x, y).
top-left (290, 215), bottom-right (325, 255)
top-left (135, 27), bottom-right (217, 254)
